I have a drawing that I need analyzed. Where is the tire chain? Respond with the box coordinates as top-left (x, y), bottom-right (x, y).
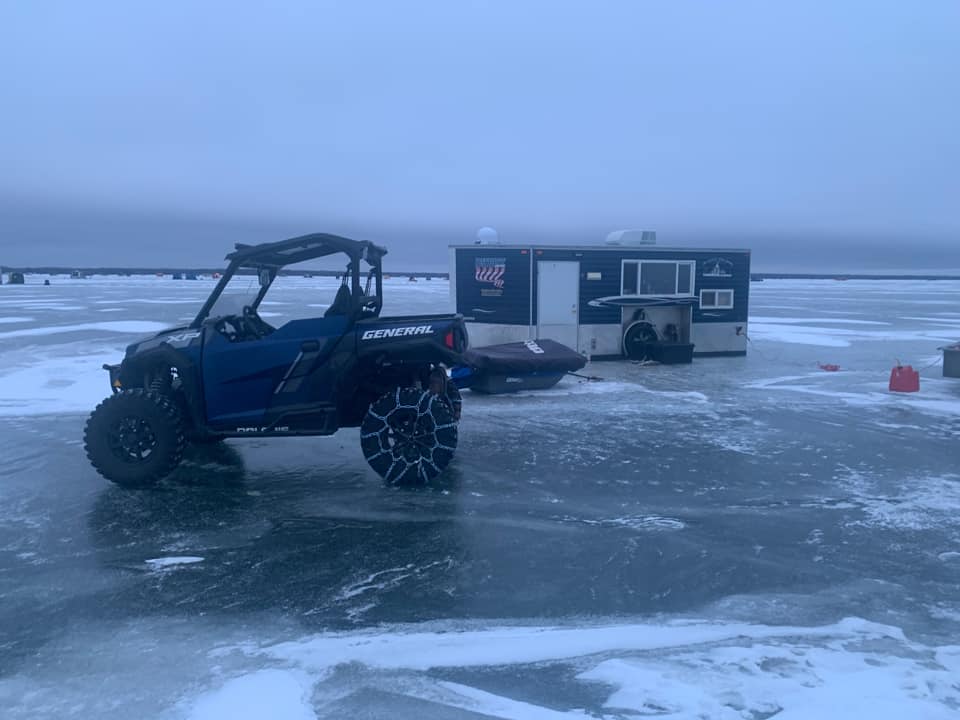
top-left (360, 387), bottom-right (458, 485)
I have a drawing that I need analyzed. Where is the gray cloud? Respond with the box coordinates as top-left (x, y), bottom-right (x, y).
top-left (1, 1), bottom-right (958, 270)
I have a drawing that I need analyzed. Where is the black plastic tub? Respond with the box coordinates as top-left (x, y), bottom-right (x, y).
top-left (944, 345), bottom-right (960, 379)
top-left (625, 342), bottom-right (695, 364)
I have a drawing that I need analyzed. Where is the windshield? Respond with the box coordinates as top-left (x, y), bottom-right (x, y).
top-left (207, 274), bottom-right (260, 318)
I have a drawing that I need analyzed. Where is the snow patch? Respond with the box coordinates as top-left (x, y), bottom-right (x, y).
top-left (187, 669), bottom-right (315, 720)
top-left (0, 321), bottom-right (168, 339)
top-left (145, 556), bottom-right (204, 569)
top-left (579, 638), bottom-right (960, 720)
top-left (265, 617), bottom-right (900, 672)
top-left (185, 618), bottom-right (960, 720)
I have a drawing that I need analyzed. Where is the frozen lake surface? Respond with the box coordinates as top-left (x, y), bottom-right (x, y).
top-left (1, 275), bottom-right (959, 718)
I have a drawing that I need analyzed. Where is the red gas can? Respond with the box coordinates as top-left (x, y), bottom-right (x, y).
top-left (889, 365), bottom-right (920, 393)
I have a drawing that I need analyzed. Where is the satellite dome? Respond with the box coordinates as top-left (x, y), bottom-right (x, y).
top-left (475, 226), bottom-right (500, 244)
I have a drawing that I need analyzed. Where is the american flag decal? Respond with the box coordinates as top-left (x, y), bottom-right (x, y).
top-left (475, 257), bottom-right (506, 288)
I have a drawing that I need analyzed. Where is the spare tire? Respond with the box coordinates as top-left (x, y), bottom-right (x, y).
top-left (623, 321), bottom-right (659, 361)
top-left (361, 387), bottom-right (458, 485)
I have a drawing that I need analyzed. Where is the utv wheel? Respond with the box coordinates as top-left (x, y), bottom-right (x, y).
top-left (443, 383), bottom-right (463, 421)
top-left (84, 389), bottom-right (186, 487)
top-left (361, 387), bottom-right (458, 485)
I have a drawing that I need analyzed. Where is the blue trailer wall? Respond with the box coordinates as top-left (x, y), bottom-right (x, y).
top-left (455, 247), bottom-right (531, 325)
top-left (455, 246), bottom-right (750, 327)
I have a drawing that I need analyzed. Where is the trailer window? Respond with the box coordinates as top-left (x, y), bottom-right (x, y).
top-left (700, 289), bottom-right (734, 309)
top-left (622, 263), bottom-right (638, 294)
top-left (622, 261), bottom-right (695, 297)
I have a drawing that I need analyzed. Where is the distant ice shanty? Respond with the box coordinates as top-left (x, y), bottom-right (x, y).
top-left (450, 232), bottom-right (751, 360)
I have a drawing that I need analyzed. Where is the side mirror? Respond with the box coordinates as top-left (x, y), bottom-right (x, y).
top-left (258, 269), bottom-right (271, 287)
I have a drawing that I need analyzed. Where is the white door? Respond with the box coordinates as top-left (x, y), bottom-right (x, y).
top-left (537, 261), bottom-right (580, 350)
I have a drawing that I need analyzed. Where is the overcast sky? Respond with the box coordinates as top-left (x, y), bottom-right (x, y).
top-left (1, 1), bottom-right (958, 271)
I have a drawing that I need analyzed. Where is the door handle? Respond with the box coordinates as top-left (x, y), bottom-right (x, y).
top-left (301, 340), bottom-right (320, 352)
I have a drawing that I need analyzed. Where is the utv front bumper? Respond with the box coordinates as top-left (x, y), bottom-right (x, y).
top-left (103, 363), bottom-right (122, 392)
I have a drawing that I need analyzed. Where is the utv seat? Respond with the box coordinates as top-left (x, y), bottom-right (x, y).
top-left (325, 284), bottom-right (353, 317)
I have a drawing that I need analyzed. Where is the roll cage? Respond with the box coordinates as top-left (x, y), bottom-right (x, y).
top-left (190, 232), bottom-right (387, 328)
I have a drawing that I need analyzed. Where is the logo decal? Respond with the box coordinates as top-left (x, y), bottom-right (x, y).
top-left (164, 330), bottom-right (202, 346)
top-left (702, 257), bottom-right (733, 278)
top-left (361, 325), bottom-right (435, 340)
top-left (475, 257), bottom-right (506, 289)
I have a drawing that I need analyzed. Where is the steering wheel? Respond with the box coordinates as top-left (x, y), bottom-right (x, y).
top-left (240, 305), bottom-right (264, 338)
top-left (217, 317), bottom-right (240, 342)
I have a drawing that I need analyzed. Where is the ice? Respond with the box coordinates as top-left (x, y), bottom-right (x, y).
top-left (748, 322), bottom-right (960, 347)
top-left (746, 373), bottom-right (960, 417)
top-left (748, 323), bottom-right (854, 347)
top-left (0, 348), bottom-right (127, 416)
top-left (0, 316), bottom-right (34, 323)
top-left (3, 274), bottom-right (960, 719)
top-left (333, 562), bottom-right (445, 602)
top-left (557, 514), bottom-right (686, 531)
top-left (94, 298), bottom-right (201, 305)
top-left (0, 320), bottom-right (169, 340)
top-left (897, 315), bottom-right (960, 324)
top-left (898, 396), bottom-right (960, 417)
top-left (6, 304), bottom-right (87, 311)
top-left (749, 315), bottom-right (891, 325)
top-left (841, 471), bottom-right (960, 531)
top-left (7, 616), bottom-right (957, 719)
top-left (412, 680), bottom-right (593, 719)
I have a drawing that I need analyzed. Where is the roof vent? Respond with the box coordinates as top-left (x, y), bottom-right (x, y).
top-left (605, 229), bottom-right (656, 246)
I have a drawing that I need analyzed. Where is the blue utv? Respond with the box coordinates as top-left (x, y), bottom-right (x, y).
top-left (84, 233), bottom-right (467, 486)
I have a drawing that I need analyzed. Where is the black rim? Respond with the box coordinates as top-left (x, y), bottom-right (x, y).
top-left (361, 389), bottom-right (457, 484)
top-left (107, 416), bottom-right (158, 463)
top-left (385, 408), bottom-right (435, 462)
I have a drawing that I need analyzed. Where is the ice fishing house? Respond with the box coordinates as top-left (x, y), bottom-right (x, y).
top-left (449, 232), bottom-right (750, 362)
